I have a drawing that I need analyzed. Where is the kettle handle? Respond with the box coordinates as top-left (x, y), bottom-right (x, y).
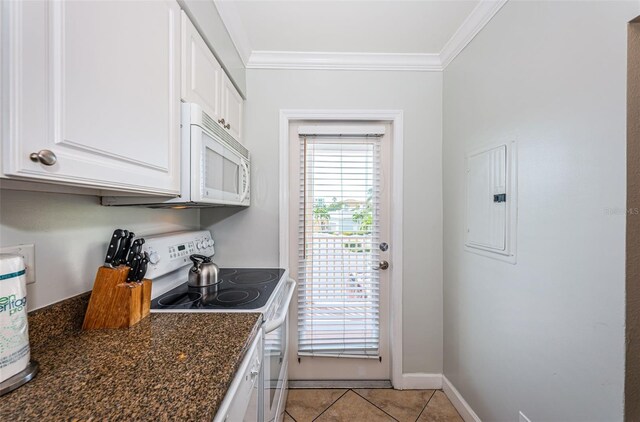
top-left (190, 254), bottom-right (211, 266)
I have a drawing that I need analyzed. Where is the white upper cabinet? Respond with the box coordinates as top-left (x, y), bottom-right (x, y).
top-left (181, 11), bottom-right (223, 123)
top-left (221, 74), bottom-right (244, 143)
top-left (180, 13), bottom-right (244, 143)
top-left (2, 0), bottom-right (181, 195)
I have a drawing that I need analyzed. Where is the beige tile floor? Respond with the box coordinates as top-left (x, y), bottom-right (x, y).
top-left (285, 388), bottom-right (463, 422)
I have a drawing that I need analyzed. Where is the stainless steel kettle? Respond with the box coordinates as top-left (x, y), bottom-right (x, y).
top-left (188, 254), bottom-right (220, 287)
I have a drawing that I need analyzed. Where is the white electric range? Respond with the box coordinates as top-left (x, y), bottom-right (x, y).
top-left (142, 230), bottom-right (294, 422)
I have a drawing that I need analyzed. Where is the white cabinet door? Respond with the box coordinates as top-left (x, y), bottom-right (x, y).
top-left (178, 12), bottom-right (243, 144)
top-left (221, 74), bottom-right (244, 143)
top-left (181, 11), bottom-right (223, 123)
top-left (2, 0), bottom-right (181, 195)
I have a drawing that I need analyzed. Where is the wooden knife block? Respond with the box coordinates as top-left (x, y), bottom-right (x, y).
top-left (82, 266), bottom-right (152, 330)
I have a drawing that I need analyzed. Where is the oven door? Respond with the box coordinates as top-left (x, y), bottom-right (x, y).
top-left (191, 125), bottom-right (250, 205)
top-left (263, 279), bottom-right (296, 422)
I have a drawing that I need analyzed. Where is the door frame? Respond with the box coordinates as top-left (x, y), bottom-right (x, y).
top-left (278, 109), bottom-right (404, 388)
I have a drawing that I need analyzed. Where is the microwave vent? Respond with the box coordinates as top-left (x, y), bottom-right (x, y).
top-left (201, 111), bottom-right (249, 160)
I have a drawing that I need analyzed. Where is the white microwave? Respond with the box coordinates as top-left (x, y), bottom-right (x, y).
top-left (103, 103), bottom-right (250, 208)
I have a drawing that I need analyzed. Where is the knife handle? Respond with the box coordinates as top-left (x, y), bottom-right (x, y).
top-left (126, 238), bottom-right (145, 266)
top-left (112, 229), bottom-right (129, 266)
top-left (115, 231), bottom-right (135, 266)
top-left (104, 229), bottom-right (126, 268)
top-left (127, 254), bottom-right (142, 282)
top-left (135, 252), bottom-right (149, 282)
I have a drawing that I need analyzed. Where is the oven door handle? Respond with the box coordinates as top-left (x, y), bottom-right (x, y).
top-left (264, 278), bottom-right (296, 334)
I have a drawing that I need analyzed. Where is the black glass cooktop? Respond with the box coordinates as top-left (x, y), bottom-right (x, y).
top-left (151, 268), bottom-right (286, 310)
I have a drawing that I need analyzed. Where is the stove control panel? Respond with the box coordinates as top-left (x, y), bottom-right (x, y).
top-left (168, 241), bottom-right (196, 260)
top-left (142, 230), bottom-right (215, 280)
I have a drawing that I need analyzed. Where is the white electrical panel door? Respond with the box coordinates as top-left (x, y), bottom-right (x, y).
top-left (466, 145), bottom-right (507, 252)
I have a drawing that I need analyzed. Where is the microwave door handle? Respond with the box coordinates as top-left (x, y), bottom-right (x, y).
top-left (264, 278), bottom-right (296, 334)
top-left (239, 160), bottom-right (250, 202)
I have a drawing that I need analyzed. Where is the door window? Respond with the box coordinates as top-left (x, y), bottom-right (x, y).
top-left (205, 146), bottom-right (224, 191)
top-left (297, 139), bottom-right (381, 358)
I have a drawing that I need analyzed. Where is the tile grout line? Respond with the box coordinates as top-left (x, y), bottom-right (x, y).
top-left (311, 389), bottom-right (350, 421)
top-left (414, 389), bottom-right (437, 422)
top-left (287, 388), bottom-right (458, 422)
top-left (285, 410), bottom-right (298, 422)
top-left (350, 389), bottom-right (400, 421)
top-left (447, 390), bottom-right (465, 421)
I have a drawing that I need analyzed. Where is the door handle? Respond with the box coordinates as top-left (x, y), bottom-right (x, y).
top-left (263, 278), bottom-right (296, 333)
top-left (239, 160), bottom-right (250, 202)
top-left (375, 261), bottom-right (389, 270)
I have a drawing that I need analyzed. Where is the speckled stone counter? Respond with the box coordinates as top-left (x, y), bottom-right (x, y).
top-left (2, 294), bottom-right (262, 421)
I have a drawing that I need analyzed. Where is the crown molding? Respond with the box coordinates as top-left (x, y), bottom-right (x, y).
top-left (439, 0), bottom-right (508, 68)
top-left (213, 0), bottom-right (252, 65)
top-left (216, 0), bottom-right (508, 72)
top-left (246, 51), bottom-right (442, 71)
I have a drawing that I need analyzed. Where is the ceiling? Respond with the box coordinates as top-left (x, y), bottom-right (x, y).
top-left (214, 0), bottom-right (505, 71)
top-left (232, 0), bottom-right (480, 54)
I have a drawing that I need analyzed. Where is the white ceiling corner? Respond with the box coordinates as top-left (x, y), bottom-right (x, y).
top-left (217, 0), bottom-right (509, 72)
top-left (439, 0), bottom-right (508, 68)
top-left (213, 0), bottom-right (252, 65)
top-left (246, 51), bottom-right (442, 71)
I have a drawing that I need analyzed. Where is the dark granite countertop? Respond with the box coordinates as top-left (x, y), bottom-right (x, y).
top-left (1, 294), bottom-right (262, 421)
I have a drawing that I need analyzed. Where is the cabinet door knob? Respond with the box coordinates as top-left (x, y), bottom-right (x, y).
top-left (29, 150), bottom-right (57, 166)
top-left (217, 118), bottom-right (226, 125)
top-left (225, 123), bottom-right (231, 130)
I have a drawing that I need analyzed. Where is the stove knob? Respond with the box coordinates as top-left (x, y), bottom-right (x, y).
top-left (196, 242), bottom-right (203, 249)
top-left (149, 251), bottom-right (160, 264)
top-left (208, 240), bottom-right (214, 247)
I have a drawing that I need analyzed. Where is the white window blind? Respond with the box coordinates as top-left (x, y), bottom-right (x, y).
top-left (297, 137), bottom-right (381, 358)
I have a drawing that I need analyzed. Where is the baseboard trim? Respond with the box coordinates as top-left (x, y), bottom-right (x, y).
top-left (288, 373), bottom-right (450, 391)
top-left (442, 375), bottom-right (482, 422)
top-left (289, 380), bottom-right (393, 389)
top-left (398, 373), bottom-right (443, 390)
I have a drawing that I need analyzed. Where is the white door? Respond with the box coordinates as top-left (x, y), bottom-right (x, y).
top-left (221, 74), bottom-right (244, 142)
top-left (3, 0), bottom-right (180, 195)
top-left (181, 11), bottom-right (223, 122)
top-left (288, 122), bottom-right (391, 381)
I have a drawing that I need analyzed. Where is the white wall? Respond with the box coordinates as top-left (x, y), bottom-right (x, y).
top-left (443, 1), bottom-right (638, 421)
top-left (0, 189), bottom-right (199, 310)
top-left (202, 69), bottom-right (443, 374)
